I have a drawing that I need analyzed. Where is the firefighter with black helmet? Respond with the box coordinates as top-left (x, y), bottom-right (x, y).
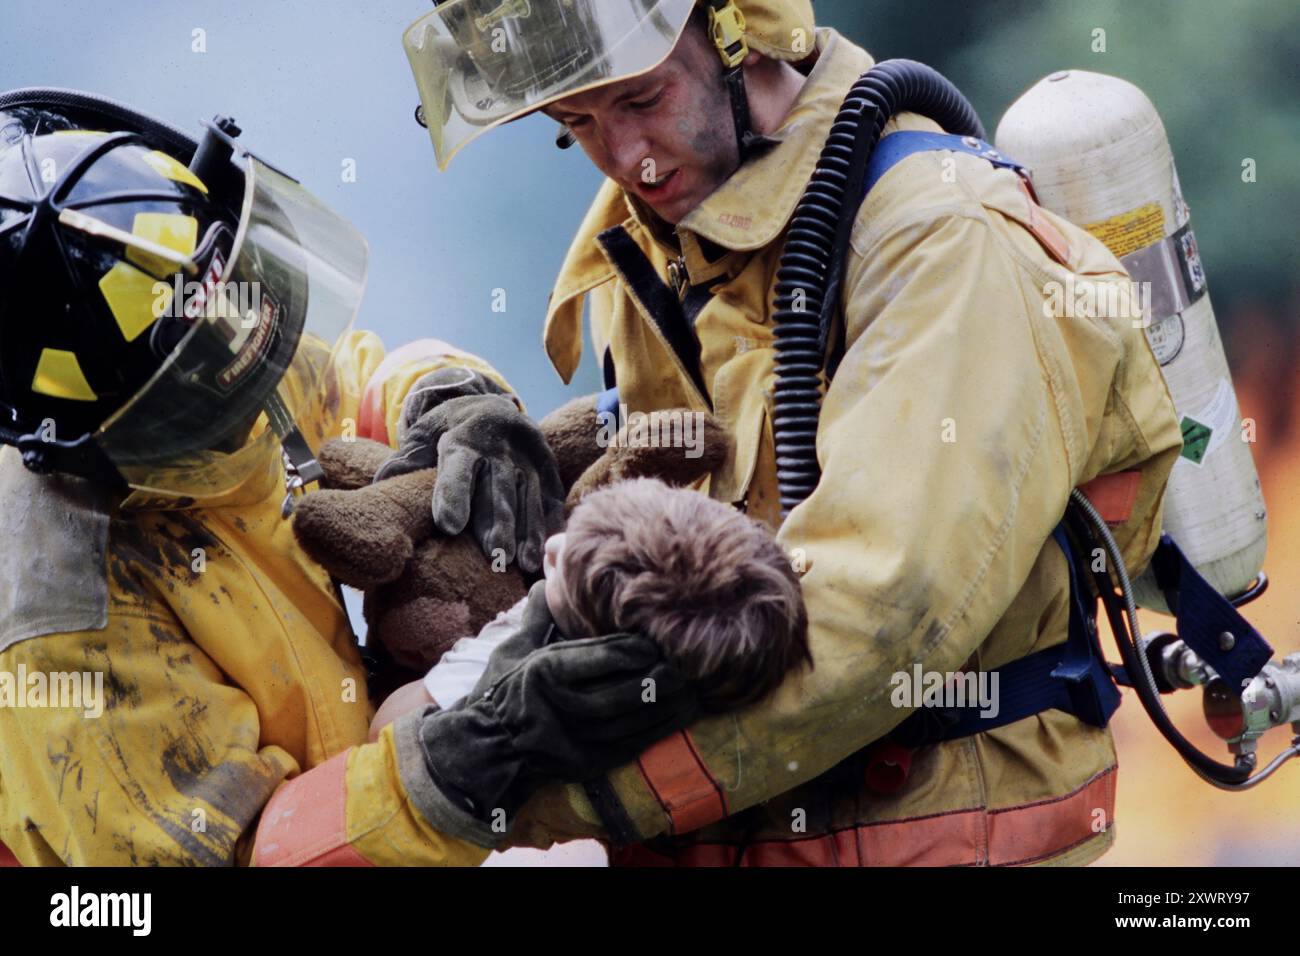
top-left (0, 90), bottom-right (697, 866)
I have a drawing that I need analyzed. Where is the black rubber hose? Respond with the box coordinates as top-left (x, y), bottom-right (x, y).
top-left (1098, 575), bottom-right (1250, 785)
top-left (1068, 505), bottom-right (1253, 787)
top-left (771, 60), bottom-right (985, 515)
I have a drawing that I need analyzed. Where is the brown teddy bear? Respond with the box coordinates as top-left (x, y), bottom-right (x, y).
top-left (291, 395), bottom-right (730, 674)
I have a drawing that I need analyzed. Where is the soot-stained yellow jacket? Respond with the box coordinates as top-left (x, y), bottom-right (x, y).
top-left (0, 25), bottom-right (1185, 868)
top-left (0, 331), bottom-right (499, 866)
top-left (504, 27), bottom-right (1184, 866)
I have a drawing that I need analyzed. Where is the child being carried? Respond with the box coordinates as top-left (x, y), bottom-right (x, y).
top-left (371, 476), bottom-right (812, 736)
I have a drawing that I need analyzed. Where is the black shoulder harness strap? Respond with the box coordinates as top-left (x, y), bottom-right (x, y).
top-left (596, 225), bottom-right (713, 407)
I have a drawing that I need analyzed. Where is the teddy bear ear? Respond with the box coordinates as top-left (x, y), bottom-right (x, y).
top-left (611, 412), bottom-right (731, 486)
top-left (565, 409), bottom-right (734, 510)
top-left (292, 489), bottom-right (416, 589)
top-left (538, 393), bottom-right (607, 492)
top-left (318, 438), bottom-right (396, 491)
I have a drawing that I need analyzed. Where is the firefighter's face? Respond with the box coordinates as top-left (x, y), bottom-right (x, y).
top-left (544, 19), bottom-right (738, 225)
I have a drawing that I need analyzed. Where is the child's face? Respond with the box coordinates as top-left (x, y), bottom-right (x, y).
top-left (542, 533), bottom-right (586, 637)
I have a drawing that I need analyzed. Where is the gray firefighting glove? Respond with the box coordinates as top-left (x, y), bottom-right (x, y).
top-left (373, 368), bottom-right (565, 574)
top-left (403, 583), bottom-right (702, 847)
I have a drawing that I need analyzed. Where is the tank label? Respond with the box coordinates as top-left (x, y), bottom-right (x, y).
top-left (1083, 202), bottom-right (1166, 258)
top-left (1121, 224), bottom-right (1209, 367)
top-left (1147, 312), bottom-right (1186, 366)
top-left (1171, 168), bottom-right (1192, 229)
top-left (1179, 378), bottom-right (1237, 467)
top-left (1174, 224), bottom-right (1207, 299)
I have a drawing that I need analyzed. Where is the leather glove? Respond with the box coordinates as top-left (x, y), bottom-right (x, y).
top-left (409, 584), bottom-right (702, 846)
top-left (374, 368), bottom-right (565, 574)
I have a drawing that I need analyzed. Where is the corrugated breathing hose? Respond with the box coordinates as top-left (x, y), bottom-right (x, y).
top-left (771, 59), bottom-right (985, 514)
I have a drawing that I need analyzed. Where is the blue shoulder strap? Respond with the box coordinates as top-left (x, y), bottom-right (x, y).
top-left (863, 130), bottom-right (1031, 197)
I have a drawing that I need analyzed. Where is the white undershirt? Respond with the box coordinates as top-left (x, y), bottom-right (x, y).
top-left (422, 595), bottom-right (529, 708)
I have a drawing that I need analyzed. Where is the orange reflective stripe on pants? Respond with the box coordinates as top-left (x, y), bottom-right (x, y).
top-left (254, 749), bottom-right (373, 867)
top-left (612, 766), bottom-right (1116, 867)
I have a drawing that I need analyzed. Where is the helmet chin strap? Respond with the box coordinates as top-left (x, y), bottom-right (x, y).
top-left (6, 391), bottom-right (324, 513)
top-left (706, 0), bottom-right (763, 164)
top-left (263, 390), bottom-right (324, 518)
top-left (9, 423), bottom-right (128, 491)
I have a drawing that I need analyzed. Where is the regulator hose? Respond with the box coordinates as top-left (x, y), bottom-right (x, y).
top-left (771, 60), bottom-right (985, 514)
top-left (1068, 491), bottom-right (1258, 788)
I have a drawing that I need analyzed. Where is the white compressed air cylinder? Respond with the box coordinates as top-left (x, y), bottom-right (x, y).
top-left (995, 69), bottom-right (1267, 611)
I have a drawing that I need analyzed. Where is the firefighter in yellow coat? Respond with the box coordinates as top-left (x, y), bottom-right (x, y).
top-left (394, 0), bottom-right (1186, 865)
top-left (0, 90), bottom-right (698, 866)
top-left (149, 0), bottom-right (1182, 868)
top-left (0, 0), bottom-right (1187, 866)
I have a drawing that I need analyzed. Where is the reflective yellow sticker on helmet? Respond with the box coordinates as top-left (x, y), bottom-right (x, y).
top-left (125, 212), bottom-right (198, 278)
top-left (32, 348), bottom-right (98, 402)
top-left (140, 150), bottom-right (209, 194)
top-left (99, 261), bottom-right (171, 342)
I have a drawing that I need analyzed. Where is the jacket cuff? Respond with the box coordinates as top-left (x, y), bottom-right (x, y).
top-left (393, 708), bottom-right (501, 849)
top-left (400, 369), bottom-right (524, 441)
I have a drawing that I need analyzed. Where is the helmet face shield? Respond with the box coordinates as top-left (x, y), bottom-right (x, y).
top-left (96, 158), bottom-right (368, 499)
top-left (404, 0), bottom-right (696, 169)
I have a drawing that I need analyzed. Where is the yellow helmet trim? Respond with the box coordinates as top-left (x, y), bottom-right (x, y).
top-left (99, 260), bottom-right (171, 342)
top-left (125, 212), bottom-right (198, 277)
top-left (140, 150), bottom-right (209, 194)
top-left (32, 348), bottom-right (98, 402)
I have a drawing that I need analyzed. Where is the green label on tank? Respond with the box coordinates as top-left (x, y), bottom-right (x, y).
top-left (1180, 416), bottom-right (1213, 465)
